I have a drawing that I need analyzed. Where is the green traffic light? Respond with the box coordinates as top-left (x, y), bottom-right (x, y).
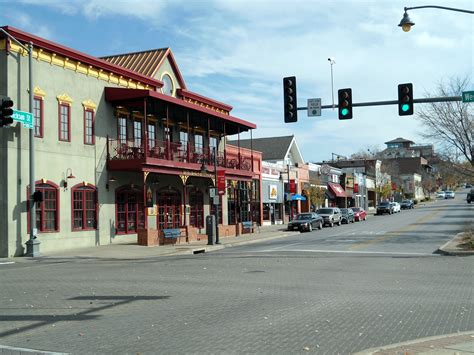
top-left (341, 108), bottom-right (349, 116)
top-left (401, 104), bottom-right (410, 112)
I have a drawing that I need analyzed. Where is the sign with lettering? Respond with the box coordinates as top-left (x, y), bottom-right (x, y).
top-left (217, 170), bottom-right (226, 195)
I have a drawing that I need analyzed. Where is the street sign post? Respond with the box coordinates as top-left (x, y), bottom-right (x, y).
top-left (307, 98), bottom-right (321, 116)
top-left (462, 91), bottom-right (474, 103)
top-left (12, 109), bottom-right (33, 129)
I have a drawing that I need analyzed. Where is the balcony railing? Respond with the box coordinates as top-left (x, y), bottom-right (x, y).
top-left (107, 138), bottom-right (253, 172)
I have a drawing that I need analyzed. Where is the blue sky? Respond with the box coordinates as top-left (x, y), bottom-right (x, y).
top-left (1, 0), bottom-right (473, 162)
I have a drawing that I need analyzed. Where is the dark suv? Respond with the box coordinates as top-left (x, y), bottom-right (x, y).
top-left (376, 201), bottom-right (394, 215)
top-left (340, 208), bottom-right (355, 224)
top-left (316, 208), bottom-right (342, 227)
top-left (467, 189), bottom-right (474, 204)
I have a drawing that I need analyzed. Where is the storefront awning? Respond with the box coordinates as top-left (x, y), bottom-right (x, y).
top-left (291, 194), bottom-right (306, 201)
top-left (328, 182), bottom-right (346, 198)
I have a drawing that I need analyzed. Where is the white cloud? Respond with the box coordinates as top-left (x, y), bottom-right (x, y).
top-left (3, 0), bottom-right (472, 162)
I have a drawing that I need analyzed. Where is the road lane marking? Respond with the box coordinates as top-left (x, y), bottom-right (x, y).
top-left (0, 261), bottom-right (15, 265)
top-left (253, 249), bottom-right (437, 256)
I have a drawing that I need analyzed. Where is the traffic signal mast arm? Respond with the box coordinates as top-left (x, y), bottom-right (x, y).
top-left (296, 96), bottom-right (462, 110)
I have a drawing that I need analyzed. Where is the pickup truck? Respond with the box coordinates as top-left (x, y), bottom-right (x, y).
top-left (467, 189), bottom-right (474, 204)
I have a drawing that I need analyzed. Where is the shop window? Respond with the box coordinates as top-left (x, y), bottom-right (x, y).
top-left (133, 121), bottom-right (142, 147)
top-left (189, 189), bottom-right (204, 228)
top-left (58, 103), bottom-right (71, 142)
top-left (72, 184), bottom-right (97, 231)
top-left (84, 109), bottom-right (95, 145)
top-left (27, 181), bottom-right (60, 232)
top-left (116, 186), bottom-right (145, 234)
top-left (118, 117), bottom-right (127, 144)
top-left (148, 123), bottom-right (156, 148)
top-left (33, 96), bottom-right (43, 138)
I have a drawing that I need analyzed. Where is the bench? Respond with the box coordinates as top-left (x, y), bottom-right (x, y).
top-left (241, 221), bottom-right (254, 233)
top-left (162, 228), bottom-right (186, 244)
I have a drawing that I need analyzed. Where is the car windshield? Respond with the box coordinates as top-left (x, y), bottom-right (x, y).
top-left (295, 214), bottom-right (311, 220)
top-left (340, 208), bottom-right (348, 213)
top-left (316, 209), bottom-right (333, 214)
top-left (379, 202), bottom-right (390, 206)
top-left (351, 207), bottom-right (361, 211)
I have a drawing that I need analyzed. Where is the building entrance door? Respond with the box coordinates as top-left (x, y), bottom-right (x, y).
top-left (157, 189), bottom-right (181, 229)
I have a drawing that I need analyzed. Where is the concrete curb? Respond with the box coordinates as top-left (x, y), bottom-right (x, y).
top-left (354, 331), bottom-right (474, 355)
top-left (436, 232), bottom-right (474, 256)
top-left (170, 231), bottom-right (301, 255)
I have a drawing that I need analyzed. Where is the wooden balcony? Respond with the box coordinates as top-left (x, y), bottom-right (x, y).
top-left (106, 137), bottom-right (254, 175)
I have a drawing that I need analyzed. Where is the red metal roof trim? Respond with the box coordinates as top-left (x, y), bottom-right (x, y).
top-left (177, 88), bottom-right (233, 112)
top-left (105, 87), bottom-right (256, 130)
top-left (1, 26), bottom-right (162, 89)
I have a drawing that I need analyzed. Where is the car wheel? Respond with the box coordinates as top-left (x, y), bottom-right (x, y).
top-left (318, 221), bottom-right (323, 230)
top-left (308, 223), bottom-right (313, 232)
top-left (338, 219), bottom-right (342, 226)
top-left (330, 221), bottom-right (334, 227)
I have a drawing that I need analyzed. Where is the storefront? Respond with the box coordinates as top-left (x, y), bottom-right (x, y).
top-left (261, 163), bottom-right (284, 225)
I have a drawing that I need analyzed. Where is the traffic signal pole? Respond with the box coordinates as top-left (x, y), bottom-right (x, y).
top-left (0, 28), bottom-right (39, 256)
top-left (26, 41), bottom-right (40, 257)
top-left (296, 95), bottom-right (462, 111)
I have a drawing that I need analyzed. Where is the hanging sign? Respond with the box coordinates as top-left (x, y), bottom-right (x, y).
top-left (289, 179), bottom-right (296, 194)
top-left (217, 170), bottom-right (226, 195)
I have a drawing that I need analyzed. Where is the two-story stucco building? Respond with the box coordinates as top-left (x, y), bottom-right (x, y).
top-left (0, 26), bottom-right (262, 257)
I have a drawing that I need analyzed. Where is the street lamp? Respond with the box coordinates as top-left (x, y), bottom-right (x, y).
top-left (201, 147), bottom-right (220, 244)
top-left (398, 5), bottom-right (474, 32)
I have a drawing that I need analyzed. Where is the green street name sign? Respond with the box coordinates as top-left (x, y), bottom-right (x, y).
top-left (462, 91), bottom-right (474, 103)
top-left (12, 109), bottom-right (33, 129)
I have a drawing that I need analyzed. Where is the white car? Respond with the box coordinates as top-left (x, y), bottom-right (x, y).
top-left (436, 191), bottom-right (446, 199)
top-left (391, 202), bottom-right (401, 213)
top-left (444, 191), bottom-right (455, 199)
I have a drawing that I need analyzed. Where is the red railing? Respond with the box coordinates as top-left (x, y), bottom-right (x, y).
top-left (107, 137), bottom-right (253, 172)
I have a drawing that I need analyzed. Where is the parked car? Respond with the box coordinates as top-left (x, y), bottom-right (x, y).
top-left (340, 208), bottom-right (355, 224)
top-left (350, 207), bottom-right (367, 221)
top-left (287, 213), bottom-right (323, 232)
top-left (391, 202), bottom-right (401, 213)
top-left (467, 189), bottom-right (474, 204)
top-left (376, 201), bottom-right (394, 215)
top-left (436, 191), bottom-right (446, 199)
top-left (316, 208), bottom-right (342, 227)
top-left (400, 199), bottom-right (414, 209)
top-left (444, 191), bottom-right (455, 199)
top-left (466, 184), bottom-right (472, 188)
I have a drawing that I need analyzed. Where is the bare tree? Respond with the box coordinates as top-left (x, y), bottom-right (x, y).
top-left (417, 76), bottom-right (473, 166)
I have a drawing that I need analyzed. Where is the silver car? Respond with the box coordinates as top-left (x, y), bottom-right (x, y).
top-left (316, 207), bottom-right (342, 227)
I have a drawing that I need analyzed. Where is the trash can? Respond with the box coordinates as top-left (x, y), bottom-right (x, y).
top-left (206, 215), bottom-right (216, 245)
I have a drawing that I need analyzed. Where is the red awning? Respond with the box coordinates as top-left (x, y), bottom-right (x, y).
top-left (328, 182), bottom-right (346, 198)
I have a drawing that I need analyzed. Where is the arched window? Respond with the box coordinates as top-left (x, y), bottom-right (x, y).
top-left (189, 189), bottom-right (203, 228)
top-left (27, 180), bottom-right (60, 232)
top-left (116, 186), bottom-right (145, 234)
top-left (72, 183), bottom-right (98, 231)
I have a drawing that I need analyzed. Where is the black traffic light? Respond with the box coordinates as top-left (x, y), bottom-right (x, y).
top-left (0, 97), bottom-right (14, 127)
top-left (398, 83), bottom-right (413, 116)
top-left (283, 76), bottom-right (297, 123)
top-left (338, 88), bottom-right (353, 120)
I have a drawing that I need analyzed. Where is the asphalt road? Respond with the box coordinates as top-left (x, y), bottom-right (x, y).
top-left (222, 192), bottom-right (473, 257)
top-left (0, 193), bottom-right (472, 354)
